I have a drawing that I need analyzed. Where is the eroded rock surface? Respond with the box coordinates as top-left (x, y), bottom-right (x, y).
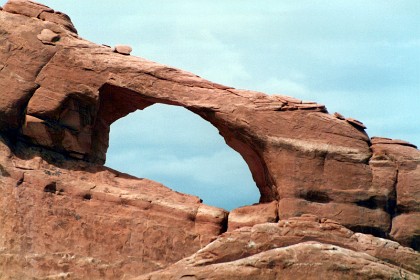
top-left (137, 216), bottom-right (419, 280)
top-left (0, 136), bottom-right (227, 279)
top-left (0, 1), bottom-right (419, 279)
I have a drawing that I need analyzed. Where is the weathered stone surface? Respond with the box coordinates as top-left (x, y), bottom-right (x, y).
top-left (26, 87), bottom-right (67, 117)
top-left (0, 1), bottom-right (380, 218)
top-left (39, 10), bottom-right (77, 33)
top-left (195, 204), bottom-right (229, 245)
top-left (371, 136), bottom-right (417, 148)
top-left (0, 1), bottom-right (419, 279)
top-left (278, 198), bottom-right (391, 235)
top-left (21, 114), bottom-right (53, 147)
top-left (390, 213), bottom-right (420, 250)
top-left (371, 138), bottom-right (420, 248)
top-left (0, 141), bottom-right (227, 279)
top-left (3, 0), bottom-right (53, 17)
top-left (138, 243), bottom-right (418, 280)
top-left (3, 0), bottom-right (77, 33)
top-left (228, 201), bottom-right (278, 231)
top-left (346, 117), bottom-right (367, 129)
top-left (398, 160), bottom-right (420, 212)
top-left (0, 7), bottom-right (57, 130)
top-left (333, 111), bottom-right (345, 120)
top-left (137, 216), bottom-right (420, 279)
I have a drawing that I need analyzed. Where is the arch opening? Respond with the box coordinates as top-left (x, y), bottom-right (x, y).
top-left (105, 104), bottom-right (260, 210)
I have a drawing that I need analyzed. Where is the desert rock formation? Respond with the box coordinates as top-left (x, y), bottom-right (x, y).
top-left (138, 216), bottom-right (420, 280)
top-left (0, 1), bottom-right (419, 279)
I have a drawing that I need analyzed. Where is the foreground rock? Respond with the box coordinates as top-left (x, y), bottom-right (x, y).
top-left (137, 216), bottom-right (419, 280)
top-left (0, 136), bottom-right (227, 279)
top-left (139, 242), bottom-right (417, 280)
top-left (1, 0), bottom-right (418, 247)
top-left (0, 1), bottom-right (419, 279)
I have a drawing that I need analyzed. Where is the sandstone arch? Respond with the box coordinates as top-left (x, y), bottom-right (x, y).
top-left (0, 0), bottom-right (419, 252)
top-left (0, 6), bottom-right (371, 204)
top-left (0, 2), bottom-right (419, 279)
top-left (89, 82), bottom-right (275, 203)
top-left (104, 102), bottom-right (260, 209)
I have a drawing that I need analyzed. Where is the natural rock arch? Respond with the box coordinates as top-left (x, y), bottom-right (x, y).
top-left (15, 44), bottom-right (400, 236)
top-left (105, 102), bottom-right (260, 209)
top-left (0, 0), bottom-right (418, 251)
top-left (0, 3), bottom-right (419, 279)
top-left (90, 83), bottom-right (275, 203)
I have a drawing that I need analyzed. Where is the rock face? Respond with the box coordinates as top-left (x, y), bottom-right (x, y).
top-left (0, 1), bottom-right (419, 279)
top-left (0, 136), bottom-right (227, 279)
top-left (137, 216), bottom-right (420, 280)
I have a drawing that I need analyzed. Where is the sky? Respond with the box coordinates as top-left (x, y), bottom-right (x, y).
top-left (2, 1), bottom-right (419, 210)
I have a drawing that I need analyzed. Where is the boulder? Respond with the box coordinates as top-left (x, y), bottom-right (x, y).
top-left (114, 45), bottom-right (133, 55)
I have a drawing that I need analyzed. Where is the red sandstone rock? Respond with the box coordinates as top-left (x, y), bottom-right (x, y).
top-left (346, 117), bottom-right (367, 129)
top-left (138, 243), bottom-right (418, 280)
top-left (3, 0), bottom-right (53, 17)
top-left (371, 139), bottom-right (420, 249)
top-left (39, 10), bottom-right (78, 33)
top-left (137, 216), bottom-right (420, 279)
top-left (371, 136), bottom-right (417, 148)
top-left (390, 213), bottom-right (420, 250)
top-left (333, 111), bottom-right (345, 120)
top-left (0, 1), bottom-right (419, 279)
top-left (0, 140), bottom-right (227, 279)
top-left (3, 0), bottom-right (77, 33)
top-left (278, 198), bottom-right (391, 234)
top-left (0, 1), bottom-right (374, 209)
top-left (227, 201), bottom-right (278, 231)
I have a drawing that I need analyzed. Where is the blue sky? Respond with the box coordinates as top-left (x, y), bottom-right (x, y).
top-left (3, 1), bottom-right (419, 210)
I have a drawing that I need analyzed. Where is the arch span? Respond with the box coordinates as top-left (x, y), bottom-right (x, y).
top-left (105, 104), bottom-right (260, 209)
top-left (89, 83), bottom-right (277, 203)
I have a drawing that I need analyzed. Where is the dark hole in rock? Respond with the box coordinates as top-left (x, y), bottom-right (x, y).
top-left (16, 177), bottom-right (24, 187)
top-left (410, 236), bottom-right (419, 251)
top-left (355, 197), bottom-right (379, 209)
top-left (395, 205), bottom-right (411, 214)
top-left (385, 197), bottom-right (397, 218)
top-left (220, 215), bottom-right (228, 234)
top-left (299, 190), bottom-right (332, 203)
top-left (83, 193), bottom-right (92, 200)
top-left (44, 182), bottom-right (57, 194)
top-left (349, 225), bottom-right (388, 239)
